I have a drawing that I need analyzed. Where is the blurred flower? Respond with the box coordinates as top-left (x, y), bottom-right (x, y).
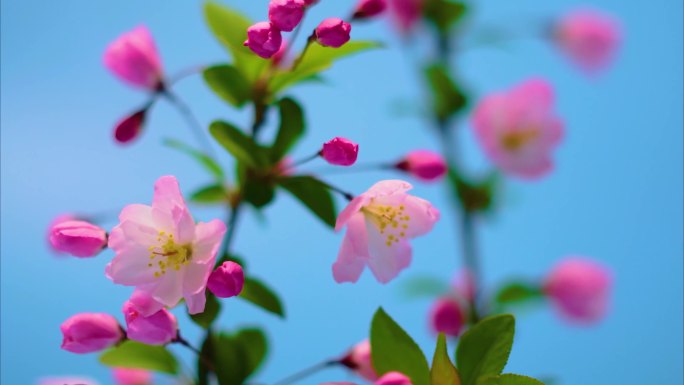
top-left (113, 368), bottom-right (152, 385)
top-left (244, 22), bottom-right (283, 59)
top-left (333, 180), bottom-right (440, 284)
top-left (46, 213), bottom-right (77, 255)
top-left (429, 297), bottom-right (465, 337)
top-left (106, 175), bottom-right (226, 315)
top-left (315, 18), bottom-right (352, 48)
top-left (554, 9), bottom-right (621, 74)
top-left (321, 137), bottom-right (359, 166)
top-left (123, 300), bottom-right (178, 345)
top-left (451, 269), bottom-right (475, 303)
top-left (208, 261), bottom-right (245, 298)
top-left (60, 313), bottom-right (124, 354)
top-left (353, 0), bottom-right (388, 20)
top-left (114, 109), bottom-right (147, 145)
top-left (38, 377), bottom-right (100, 385)
top-left (388, 0), bottom-right (423, 33)
top-left (395, 150), bottom-right (447, 182)
top-left (269, 0), bottom-right (306, 32)
top-left (376, 372), bottom-right (413, 385)
top-left (104, 26), bottom-right (164, 91)
top-left (274, 156), bottom-right (295, 176)
top-left (472, 78), bottom-right (563, 179)
top-left (128, 289), bottom-right (165, 317)
top-left (303, 0), bottom-right (319, 5)
top-left (48, 220), bottom-right (107, 258)
top-left (544, 257), bottom-right (612, 324)
top-left (339, 340), bottom-right (378, 381)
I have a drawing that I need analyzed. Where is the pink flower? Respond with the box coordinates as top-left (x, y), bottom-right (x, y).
top-left (376, 372), bottom-right (413, 385)
top-left (353, 0), bottom-right (387, 19)
top-left (333, 180), bottom-right (440, 284)
top-left (321, 137), bottom-right (359, 166)
top-left (315, 18), bottom-right (352, 48)
top-left (268, 0), bottom-right (306, 32)
top-left (544, 257), bottom-right (612, 324)
top-left (38, 377), bottom-right (100, 385)
top-left (207, 261), bottom-right (245, 298)
top-left (49, 220), bottom-right (107, 258)
top-left (472, 79), bottom-right (564, 179)
top-left (113, 368), bottom-right (152, 385)
top-left (303, 0), bottom-right (319, 5)
top-left (123, 300), bottom-right (178, 345)
top-left (339, 340), bottom-right (378, 381)
top-left (106, 176), bottom-right (226, 315)
top-left (388, 0), bottom-right (423, 33)
top-left (114, 109), bottom-right (146, 144)
top-left (429, 297), bottom-right (465, 337)
top-left (128, 289), bottom-right (165, 317)
top-left (60, 313), bottom-right (124, 354)
top-left (554, 9), bottom-right (620, 74)
top-left (47, 214), bottom-right (77, 254)
top-left (395, 150), bottom-right (447, 182)
top-left (244, 22), bottom-right (283, 59)
top-left (104, 26), bottom-right (164, 90)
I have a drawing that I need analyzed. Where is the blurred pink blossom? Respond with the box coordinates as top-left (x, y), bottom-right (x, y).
top-left (114, 110), bottom-right (146, 145)
top-left (340, 339), bottom-right (378, 381)
top-left (395, 150), bottom-right (447, 182)
top-left (38, 377), bottom-right (100, 385)
top-left (104, 26), bottom-right (164, 90)
top-left (388, 0), bottom-right (423, 33)
top-left (47, 213), bottom-right (77, 255)
top-left (353, 0), bottom-right (388, 19)
top-left (429, 297), bottom-right (465, 337)
top-left (112, 368), bottom-right (152, 385)
top-left (60, 313), bottom-right (123, 354)
top-left (376, 372), bottom-right (413, 385)
top-left (49, 220), bottom-right (107, 258)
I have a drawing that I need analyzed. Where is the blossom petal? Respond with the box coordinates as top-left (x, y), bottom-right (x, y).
top-left (148, 269), bottom-right (184, 307)
top-left (106, 224), bottom-right (158, 285)
top-left (183, 261), bottom-right (214, 297)
top-left (398, 195), bottom-right (440, 238)
top-left (192, 219), bottom-right (226, 264)
top-left (335, 195), bottom-right (370, 231)
top-left (152, 176), bottom-right (196, 243)
top-left (333, 213), bottom-right (369, 283)
top-left (186, 289), bottom-right (207, 315)
top-left (365, 217), bottom-right (412, 284)
top-left (367, 179), bottom-right (413, 196)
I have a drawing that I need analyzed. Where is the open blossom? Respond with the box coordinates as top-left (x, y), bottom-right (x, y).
top-left (113, 368), bottom-right (152, 385)
top-left (395, 150), bottom-right (447, 182)
top-left (429, 297), bottom-right (465, 337)
top-left (388, 0), bottom-right (423, 33)
top-left (315, 18), bottom-right (352, 48)
top-left (244, 22), bottom-right (283, 59)
top-left (60, 313), bottom-right (124, 354)
top-left (339, 340), bottom-right (378, 381)
top-left (104, 26), bottom-right (164, 90)
top-left (123, 300), bottom-right (178, 345)
top-left (321, 137), bottom-right (359, 166)
top-left (333, 180), bottom-right (439, 284)
top-left (106, 176), bottom-right (226, 314)
top-left (544, 257), bottom-right (612, 324)
top-left (472, 79), bottom-right (563, 179)
top-left (554, 9), bottom-right (620, 73)
top-left (268, 0), bottom-right (306, 32)
top-left (49, 220), bottom-right (107, 258)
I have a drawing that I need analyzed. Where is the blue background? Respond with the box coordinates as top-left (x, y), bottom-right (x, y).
top-left (1, 0), bottom-right (682, 384)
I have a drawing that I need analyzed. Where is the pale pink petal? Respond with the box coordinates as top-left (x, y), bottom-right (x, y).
top-left (333, 213), bottom-right (369, 283)
top-left (183, 261), bottom-right (215, 297)
top-left (367, 179), bottom-right (413, 196)
top-left (106, 225), bottom-right (158, 285)
top-left (147, 269), bottom-right (184, 307)
top-left (186, 289), bottom-right (207, 315)
top-left (335, 195), bottom-right (371, 231)
top-left (192, 220), bottom-right (227, 264)
top-left (152, 176), bottom-right (196, 243)
top-left (373, 194), bottom-right (440, 238)
top-left (365, 218), bottom-right (412, 284)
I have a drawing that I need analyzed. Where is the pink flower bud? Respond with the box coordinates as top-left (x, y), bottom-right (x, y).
top-left (339, 340), bottom-right (378, 381)
top-left (38, 377), bottom-right (100, 385)
top-left (60, 313), bottom-right (124, 354)
top-left (376, 372), bottom-right (413, 385)
top-left (353, 0), bottom-right (387, 19)
top-left (244, 22), bottom-right (284, 59)
top-left (321, 137), bottom-right (359, 166)
top-left (429, 297), bottom-right (465, 337)
top-left (49, 220), bottom-right (107, 258)
top-left (303, 0), bottom-right (319, 5)
top-left (123, 301), bottom-right (178, 345)
top-left (114, 109), bottom-right (146, 144)
top-left (207, 261), bottom-right (245, 298)
top-left (554, 9), bottom-right (620, 74)
top-left (47, 214), bottom-right (77, 255)
top-left (113, 368), bottom-right (152, 385)
top-left (315, 18), bottom-right (352, 48)
top-left (128, 289), bottom-right (165, 317)
top-left (388, 0), bottom-right (423, 33)
top-left (395, 150), bottom-right (447, 182)
top-left (103, 26), bottom-right (164, 90)
top-left (544, 257), bottom-right (612, 324)
top-left (268, 0), bottom-right (306, 32)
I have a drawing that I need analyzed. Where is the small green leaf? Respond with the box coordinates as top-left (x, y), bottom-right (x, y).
top-left (478, 374), bottom-right (545, 385)
top-left (190, 293), bottom-right (222, 329)
top-left (271, 98), bottom-right (305, 162)
top-left (431, 334), bottom-right (461, 385)
top-left (212, 328), bottom-right (269, 385)
top-left (234, 328), bottom-right (268, 375)
top-left (240, 277), bottom-right (285, 318)
top-left (424, 64), bottom-right (468, 122)
top-left (209, 121), bottom-right (268, 168)
top-left (425, 0), bottom-right (468, 32)
top-left (494, 282), bottom-right (544, 307)
top-left (203, 64), bottom-right (252, 107)
top-left (243, 177), bottom-right (276, 208)
top-left (371, 308), bottom-right (431, 385)
top-left (448, 170), bottom-right (497, 213)
top-left (456, 314), bottom-right (515, 385)
top-left (278, 176), bottom-right (336, 228)
top-left (191, 184), bottom-right (228, 204)
top-left (401, 275), bottom-right (451, 299)
top-left (164, 139), bottom-right (224, 181)
top-left (99, 341), bottom-right (178, 374)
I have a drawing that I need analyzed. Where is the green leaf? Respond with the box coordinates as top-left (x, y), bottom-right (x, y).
top-left (271, 97), bottom-right (305, 162)
top-left (431, 334), bottom-right (461, 385)
top-left (243, 176), bottom-right (276, 208)
top-left (401, 275), bottom-right (451, 299)
top-left (99, 341), bottom-right (178, 374)
top-left (456, 315), bottom-right (515, 385)
top-left (278, 176), bottom-right (336, 228)
top-left (234, 328), bottom-right (268, 375)
top-left (164, 138), bottom-right (224, 181)
top-left (478, 374), bottom-right (545, 385)
top-left (203, 64), bottom-right (252, 107)
top-left (190, 293), bottom-right (222, 329)
top-left (203, 1), bottom-right (267, 83)
top-left (424, 64), bottom-right (468, 122)
top-left (209, 121), bottom-right (268, 168)
top-left (425, 0), bottom-right (468, 33)
top-left (191, 184), bottom-right (228, 204)
top-left (371, 308), bottom-right (431, 385)
top-left (269, 41), bottom-right (381, 94)
top-left (212, 328), bottom-right (269, 385)
top-left (240, 277), bottom-right (285, 318)
top-left (448, 170), bottom-right (497, 213)
top-left (494, 282), bottom-right (544, 307)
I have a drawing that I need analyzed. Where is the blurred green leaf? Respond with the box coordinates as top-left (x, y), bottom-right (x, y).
top-left (99, 341), bottom-right (178, 374)
top-left (478, 374), bottom-right (545, 385)
top-left (456, 315), bottom-right (515, 385)
top-left (164, 138), bottom-right (224, 181)
top-left (371, 308), bottom-right (431, 385)
top-left (191, 184), bottom-right (228, 204)
top-left (210, 121), bottom-right (268, 168)
top-left (240, 277), bottom-right (285, 318)
top-left (271, 97), bottom-right (305, 162)
top-left (401, 275), bottom-right (451, 299)
top-left (190, 293), bottom-right (222, 329)
top-left (203, 64), bottom-right (252, 107)
top-left (424, 64), bottom-right (468, 122)
top-left (424, 0), bottom-right (468, 32)
top-left (243, 176), bottom-right (276, 208)
top-left (494, 282), bottom-right (544, 307)
top-left (448, 170), bottom-right (497, 213)
top-left (211, 328), bottom-right (269, 385)
top-left (278, 176), bottom-right (336, 228)
top-left (431, 334), bottom-right (461, 385)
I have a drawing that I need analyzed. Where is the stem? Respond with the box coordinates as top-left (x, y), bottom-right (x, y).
top-left (175, 334), bottom-right (215, 373)
top-left (162, 90), bottom-right (217, 159)
top-left (221, 202), bottom-right (243, 258)
top-left (271, 359), bottom-right (338, 385)
top-left (168, 65), bottom-right (207, 85)
top-left (318, 180), bottom-right (355, 201)
top-left (291, 151), bottom-right (321, 168)
top-left (313, 162), bottom-right (394, 175)
top-left (291, 33), bottom-right (316, 72)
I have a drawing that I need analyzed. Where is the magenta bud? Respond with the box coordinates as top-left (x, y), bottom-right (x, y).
top-left (268, 0), bottom-right (306, 32)
top-left (321, 137), bottom-right (359, 166)
top-left (396, 150), bottom-right (447, 182)
top-left (303, 0), bottom-right (319, 5)
top-left (103, 25), bottom-right (164, 91)
top-left (122, 301), bottom-right (177, 345)
top-left (114, 109), bottom-right (146, 144)
top-left (244, 22), bottom-right (283, 59)
top-left (207, 261), bottom-right (245, 298)
top-left (429, 297), bottom-right (465, 337)
top-left (60, 313), bottom-right (124, 354)
top-left (112, 368), bottom-right (152, 385)
top-left (49, 220), bottom-right (107, 258)
top-left (339, 339), bottom-right (378, 381)
top-left (315, 18), bottom-right (352, 48)
top-left (353, 0), bottom-right (387, 19)
top-left (376, 372), bottom-right (413, 385)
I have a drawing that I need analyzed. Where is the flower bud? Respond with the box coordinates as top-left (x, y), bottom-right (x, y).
top-left (554, 9), bottom-right (620, 74)
top-left (268, 0), bottom-right (306, 32)
top-left (128, 289), bottom-right (164, 317)
top-left (103, 26), bottom-right (164, 90)
top-left (303, 0), bottom-right (319, 5)
top-left (49, 220), bottom-right (107, 258)
top-left (388, 0), bottom-right (423, 33)
top-left (339, 339), bottom-right (378, 381)
top-left (207, 261), bottom-right (245, 298)
top-left (60, 313), bottom-right (124, 354)
top-left (113, 368), bottom-right (152, 385)
top-left (429, 297), bottom-right (465, 337)
top-left (38, 377), bottom-right (100, 385)
top-left (315, 18), bottom-right (352, 48)
top-left (353, 0), bottom-right (387, 19)
top-left (244, 22), bottom-right (283, 59)
top-left (376, 372), bottom-right (413, 385)
top-left (47, 214), bottom-right (77, 255)
top-left (114, 109), bottom-right (146, 144)
top-left (321, 137), bottom-right (359, 166)
top-left (395, 150), bottom-right (447, 182)
top-left (544, 257), bottom-right (612, 324)
top-left (123, 301), bottom-right (178, 345)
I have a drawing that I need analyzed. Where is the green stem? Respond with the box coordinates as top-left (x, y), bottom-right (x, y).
top-left (271, 359), bottom-right (338, 385)
top-left (220, 202), bottom-right (243, 259)
top-left (290, 33), bottom-right (316, 72)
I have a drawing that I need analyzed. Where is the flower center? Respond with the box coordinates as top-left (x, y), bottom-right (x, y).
top-left (501, 129), bottom-right (539, 151)
top-left (147, 231), bottom-right (192, 277)
top-left (363, 202), bottom-right (411, 247)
